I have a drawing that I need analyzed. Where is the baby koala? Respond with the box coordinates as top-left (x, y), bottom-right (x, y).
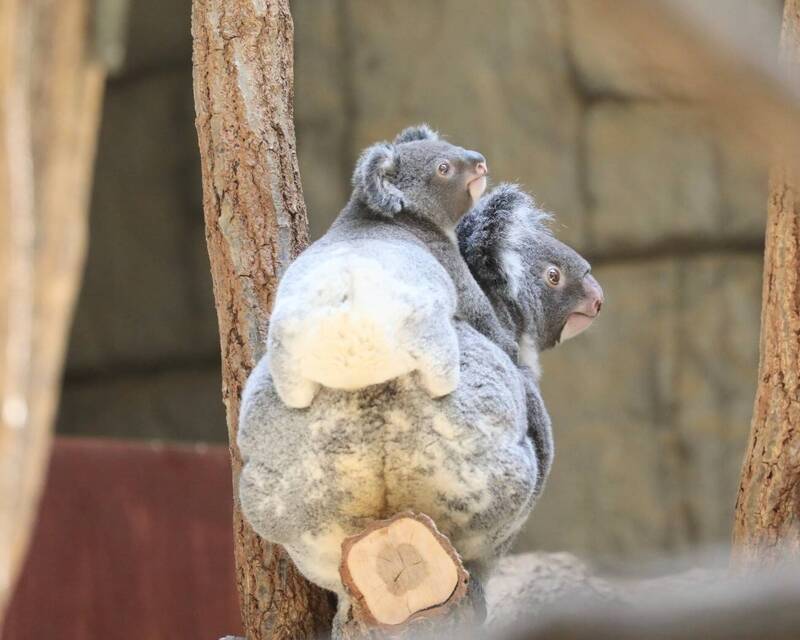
top-left (238, 185), bottom-right (603, 631)
top-left (267, 125), bottom-right (514, 408)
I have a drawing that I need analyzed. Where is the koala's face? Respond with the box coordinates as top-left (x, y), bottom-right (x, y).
top-left (517, 233), bottom-right (603, 350)
top-left (392, 139), bottom-right (488, 227)
top-left (352, 125), bottom-right (488, 229)
top-left (458, 184), bottom-right (603, 352)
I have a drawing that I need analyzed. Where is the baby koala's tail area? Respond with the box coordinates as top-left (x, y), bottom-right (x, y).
top-left (269, 252), bottom-right (420, 396)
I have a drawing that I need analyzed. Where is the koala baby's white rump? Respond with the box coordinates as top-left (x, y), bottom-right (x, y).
top-left (268, 238), bottom-right (459, 404)
top-left (291, 250), bottom-right (417, 389)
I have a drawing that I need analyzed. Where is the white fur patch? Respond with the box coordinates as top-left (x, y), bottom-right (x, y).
top-left (501, 249), bottom-right (523, 297)
top-left (500, 205), bottom-right (533, 296)
top-left (288, 251), bottom-right (417, 388)
top-left (293, 525), bottom-right (348, 592)
top-left (386, 410), bottom-right (413, 433)
top-left (518, 333), bottom-right (541, 381)
top-left (432, 413), bottom-right (458, 440)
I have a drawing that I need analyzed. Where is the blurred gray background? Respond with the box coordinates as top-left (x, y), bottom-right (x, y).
top-left (57, 1), bottom-right (773, 565)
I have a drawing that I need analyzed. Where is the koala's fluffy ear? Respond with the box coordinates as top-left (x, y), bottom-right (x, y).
top-left (352, 142), bottom-right (405, 217)
top-left (394, 124), bottom-right (439, 145)
top-left (458, 184), bottom-right (551, 295)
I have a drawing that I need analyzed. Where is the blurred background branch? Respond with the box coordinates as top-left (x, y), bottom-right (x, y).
top-left (0, 0), bottom-right (106, 626)
top-left (733, 0), bottom-right (800, 568)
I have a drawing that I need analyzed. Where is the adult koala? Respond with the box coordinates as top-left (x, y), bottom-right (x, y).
top-left (267, 125), bottom-right (515, 409)
top-left (238, 185), bottom-right (603, 628)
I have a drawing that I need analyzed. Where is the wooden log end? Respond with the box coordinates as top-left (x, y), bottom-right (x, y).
top-left (340, 512), bottom-right (469, 631)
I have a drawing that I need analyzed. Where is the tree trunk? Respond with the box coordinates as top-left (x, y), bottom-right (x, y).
top-left (733, 0), bottom-right (800, 567)
top-left (0, 0), bottom-right (104, 626)
top-left (191, 1), bottom-right (335, 637)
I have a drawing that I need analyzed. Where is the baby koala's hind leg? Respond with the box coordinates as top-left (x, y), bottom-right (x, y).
top-left (407, 319), bottom-right (460, 398)
top-left (267, 347), bottom-right (320, 409)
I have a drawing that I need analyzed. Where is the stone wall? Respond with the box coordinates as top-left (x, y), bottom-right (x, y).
top-left (57, 0), bottom-right (769, 563)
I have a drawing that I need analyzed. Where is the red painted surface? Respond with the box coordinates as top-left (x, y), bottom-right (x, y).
top-left (2, 437), bottom-right (243, 640)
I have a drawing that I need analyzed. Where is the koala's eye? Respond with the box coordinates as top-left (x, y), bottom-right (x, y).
top-left (546, 266), bottom-right (561, 287)
top-left (437, 161), bottom-right (451, 175)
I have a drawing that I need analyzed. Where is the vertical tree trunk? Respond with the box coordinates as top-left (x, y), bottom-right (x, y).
top-left (191, 1), bottom-right (335, 637)
top-left (0, 0), bottom-right (104, 626)
top-left (733, 0), bottom-right (800, 567)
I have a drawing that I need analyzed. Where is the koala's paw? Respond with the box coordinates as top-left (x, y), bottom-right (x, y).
top-left (417, 363), bottom-right (460, 398)
top-left (412, 325), bottom-right (461, 398)
top-left (273, 376), bottom-right (320, 410)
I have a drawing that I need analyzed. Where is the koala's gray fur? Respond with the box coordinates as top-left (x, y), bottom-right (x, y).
top-left (238, 185), bottom-right (603, 629)
top-left (458, 184), bottom-right (604, 377)
top-left (266, 125), bottom-right (515, 408)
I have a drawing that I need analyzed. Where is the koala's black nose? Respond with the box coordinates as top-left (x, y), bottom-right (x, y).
top-left (465, 150), bottom-right (488, 176)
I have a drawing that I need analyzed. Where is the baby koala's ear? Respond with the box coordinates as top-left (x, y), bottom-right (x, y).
top-left (393, 123), bottom-right (439, 144)
top-left (352, 142), bottom-right (405, 217)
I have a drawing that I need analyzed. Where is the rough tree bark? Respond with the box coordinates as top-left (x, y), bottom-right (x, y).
top-left (0, 0), bottom-right (104, 626)
top-left (191, 1), bottom-right (335, 637)
top-left (733, 0), bottom-right (800, 567)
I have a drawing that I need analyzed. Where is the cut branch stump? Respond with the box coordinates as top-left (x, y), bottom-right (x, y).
top-left (338, 512), bottom-right (474, 639)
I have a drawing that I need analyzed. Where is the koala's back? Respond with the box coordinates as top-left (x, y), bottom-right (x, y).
top-left (239, 322), bottom-right (538, 593)
top-left (333, 205), bottom-right (520, 360)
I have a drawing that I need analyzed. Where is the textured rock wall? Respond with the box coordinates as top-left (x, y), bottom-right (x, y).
top-left (58, 0), bottom-right (768, 562)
